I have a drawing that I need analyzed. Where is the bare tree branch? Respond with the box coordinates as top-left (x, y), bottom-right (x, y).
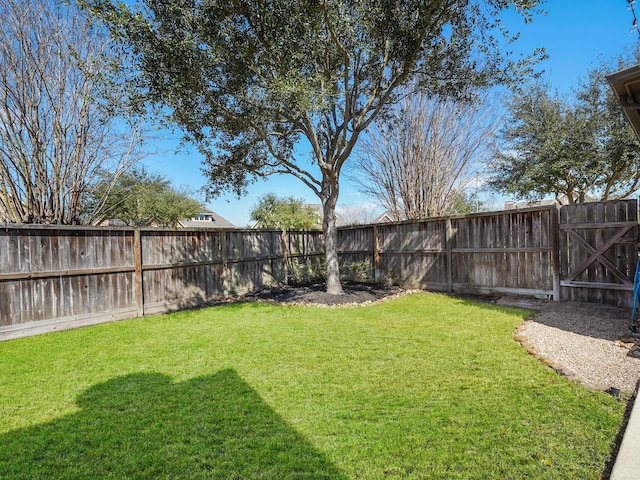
top-left (352, 90), bottom-right (498, 219)
top-left (0, 0), bottom-right (144, 224)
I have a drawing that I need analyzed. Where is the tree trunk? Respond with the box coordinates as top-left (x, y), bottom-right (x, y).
top-left (322, 177), bottom-right (344, 296)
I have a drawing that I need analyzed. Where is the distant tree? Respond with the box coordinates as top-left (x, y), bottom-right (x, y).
top-left (250, 194), bottom-right (320, 231)
top-left (352, 91), bottom-right (497, 220)
top-left (92, 167), bottom-right (201, 226)
top-left (250, 193), bottom-right (320, 284)
top-left (336, 204), bottom-right (380, 226)
top-left (448, 190), bottom-right (483, 215)
top-left (83, 0), bottom-right (544, 294)
top-left (0, 0), bottom-right (143, 225)
top-left (488, 59), bottom-right (640, 203)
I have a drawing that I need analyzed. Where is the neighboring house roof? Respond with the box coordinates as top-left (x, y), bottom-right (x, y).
top-left (504, 198), bottom-right (562, 210)
top-left (97, 206), bottom-right (235, 229)
top-left (178, 205), bottom-right (235, 229)
top-left (504, 194), bottom-right (597, 210)
top-left (99, 218), bottom-right (128, 227)
top-left (372, 210), bottom-right (407, 224)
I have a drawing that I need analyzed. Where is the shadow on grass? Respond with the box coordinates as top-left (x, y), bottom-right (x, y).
top-left (521, 302), bottom-right (633, 341)
top-left (0, 370), bottom-right (346, 479)
top-left (453, 293), bottom-right (633, 342)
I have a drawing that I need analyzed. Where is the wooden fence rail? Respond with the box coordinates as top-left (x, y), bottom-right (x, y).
top-left (1, 200), bottom-right (638, 339)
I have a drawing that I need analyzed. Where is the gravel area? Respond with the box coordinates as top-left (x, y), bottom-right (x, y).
top-left (515, 302), bottom-right (640, 393)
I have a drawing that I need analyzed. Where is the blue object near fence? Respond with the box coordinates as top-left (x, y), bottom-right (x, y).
top-left (632, 260), bottom-right (640, 332)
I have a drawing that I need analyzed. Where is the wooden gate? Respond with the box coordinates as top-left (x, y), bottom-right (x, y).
top-left (559, 199), bottom-right (638, 306)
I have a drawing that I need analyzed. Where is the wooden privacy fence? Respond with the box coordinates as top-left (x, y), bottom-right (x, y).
top-left (338, 205), bottom-right (560, 299)
top-left (338, 200), bottom-right (637, 306)
top-left (0, 226), bottom-right (315, 338)
top-left (1, 199), bottom-right (638, 338)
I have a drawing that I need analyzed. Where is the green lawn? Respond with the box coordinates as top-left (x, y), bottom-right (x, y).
top-left (0, 292), bottom-right (624, 479)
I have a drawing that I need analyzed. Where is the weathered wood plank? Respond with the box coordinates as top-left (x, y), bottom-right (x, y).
top-left (0, 281), bottom-right (14, 326)
top-left (134, 229), bottom-right (144, 317)
top-left (560, 281), bottom-right (634, 291)
top-left (0, 265), bottom-right (136, 281)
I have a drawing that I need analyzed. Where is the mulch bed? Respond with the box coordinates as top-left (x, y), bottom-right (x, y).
top-left (241, 282), bottom-right (410, 307)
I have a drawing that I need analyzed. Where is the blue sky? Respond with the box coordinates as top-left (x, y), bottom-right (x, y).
top-left (140, 1), bottom-right (640, 227)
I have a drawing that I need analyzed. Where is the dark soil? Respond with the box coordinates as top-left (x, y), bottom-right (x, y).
top-left (242, 282), bottom-right (408, 306)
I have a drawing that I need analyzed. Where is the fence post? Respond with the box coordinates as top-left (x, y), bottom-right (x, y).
top-left (373, 225), bottom-right (380, 283)
top-left (550, 206), bottom-right (561, 302)
top-left (446, 218), bottom-right (453, 293)
top-left (281, 230), bottom-right (289, 285)
top-left (133, 228), bottom-right (144, 317)
top-left (221, 231), bottom-right (228, 297)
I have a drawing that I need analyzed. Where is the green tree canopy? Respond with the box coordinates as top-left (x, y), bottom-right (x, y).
top-left (449, 190), bottom-right (483, 216)
top-left (83, 0), bottom-right (544, 293)
top-left (250, 194), bottom-right (320, 231)
top-left (92, 167), bottom-right (201, 226)
top-left (488, 58), bottom-right (640, 203)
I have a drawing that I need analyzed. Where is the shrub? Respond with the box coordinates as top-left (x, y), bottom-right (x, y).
top-left (287, 257), bottom-right (326, 285)
top-left (340, 260), bottom-right (372, 283)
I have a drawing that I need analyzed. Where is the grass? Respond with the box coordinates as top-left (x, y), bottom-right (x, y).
top-left (0, 292), bottom-right (625, 479)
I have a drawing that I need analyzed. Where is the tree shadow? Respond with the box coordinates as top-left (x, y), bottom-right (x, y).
top-left (523, 302), bottom-right (632, 342)
top-left (452, 294), bottom-right (633, 342)
top-left (0, 370), bottom-right (346, 479)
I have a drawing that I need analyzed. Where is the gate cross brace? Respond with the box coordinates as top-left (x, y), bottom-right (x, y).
top-left (564, 225), bottom-right (635, 285)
